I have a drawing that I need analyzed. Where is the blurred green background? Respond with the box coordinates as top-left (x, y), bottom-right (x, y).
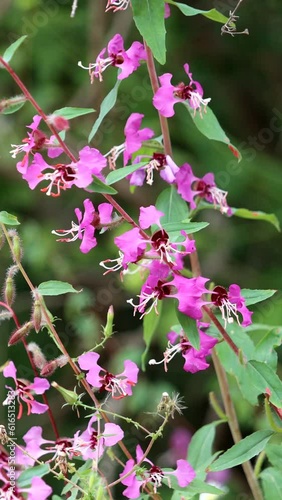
top-left (1, 0), bottom-right (282, 497)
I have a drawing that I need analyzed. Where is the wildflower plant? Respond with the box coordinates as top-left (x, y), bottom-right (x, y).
top-left (0, 0), bottom-right (282, 499)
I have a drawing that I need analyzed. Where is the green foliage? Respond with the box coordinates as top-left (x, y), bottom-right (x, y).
top-left (52, 107), bottom-right (95, 119)
top-left (37, 280), bottom-right (82, 295)
top-left (166, 1), bottom-right (229, 24)
top-left (88, 80), bottom-right (121, 142)
top-left (17, 464), bottom-right (50, 487)
top-left (1, 35), bottom-right (27, 63)
top-left (0, 211), bottom-right (20, 225)
top-left (131, 0), bottom-right (166, 64)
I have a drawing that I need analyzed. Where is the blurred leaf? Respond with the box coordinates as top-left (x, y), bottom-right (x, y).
top-left (106, 162), bottom-right (147, 185)
top-left (17, 464), bottom-right (50, 487)
top-left (176, 310), bottom-right (199, 349)
top-left (188, 420), bottom-right (224, 471)
top-left (87, 176), bottom-right (117, 195)
top-left (1, 101), bottom-right (26, 114)
top-left (0, 211), bottom-right (20, 225)
top-left (246, 360), bottom-right (282, 408)
top-left (253, 328), bottom-right (282, 368)
top-left (241, 289), bottom-right (276, 306)
top-left (132, 0), bottom-right (166, 64)
top-left (265, 444), bottom-right (282, 469)
top-left (171, 481), bottom-right (224, 499)
top-left (231, 208), bottom-right (280, 231)
top-left (52, 107), bottom-right (95, 119)
top-left (2, 35), bottom-right (27, 63)
top-left (162, 221), bottom-right (209, 234)
top-left (38, 280), bottom-right (82, 296)
top-left (156, 186), bottom-right (189, 223)
top-left (141, 301), bottom-right (163, 370)
top-left (88, 80), bottom-right (121, 142)
top-left (186, 105), bottom-right (241, 160)
top-left (209, 430), bottom-right (274, 472)
top-left (260, 468), bottom-right (282, 500)
top-left (167, 1), bottom-right (229, 24)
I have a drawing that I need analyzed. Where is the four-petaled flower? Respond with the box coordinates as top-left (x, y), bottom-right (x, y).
top-left (78, 34), bottom-right (146, 82)
top-left (149, 324), bottom-right (218, 373)
top-left (211, 284), bottom-right (253, 327)
top-left (78, 352), bottom-right (139, 399)
top-left (52, 198), bottom-right (114, 253)
top-left (22, 146), bottom-right (106, 196)
top-left (153, 63), bottom-right (211, 118)
top-left (175, 163), bottom-right (231, 214)
top-left (2, 361), bottom-right (50, 419)
top-left (120, 444), bottom-right (196, 498)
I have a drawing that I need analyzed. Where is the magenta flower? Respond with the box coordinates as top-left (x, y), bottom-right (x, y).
top-left (129, 153), bottom-right (179, 186)
top-left (52, 199), bottom-right (114, 253)
top-left (211, 284), bottom-right (253, 327)
top-left (73, 414), bottom-right (124, 461)
top-left (106, 113), bottom-right (154, 168)
top-left (2, 361), bottom-right (50, 418)
top-left (120, 444), bottom-right (195, 498)
top-left (149, 325), bottom-right (217, 373)
top-left (153, 63), bottom-right (211, 118)
top-left (78, 352), bottom-right (139, 399)
top-left (78, 34), bottom-right (146, 82)
top-left (0, 474), bottom-right (52, 500)
top-left (175, 163), bottom-right (231, 214)
top-left (22, 146), bottom-right (106, 196)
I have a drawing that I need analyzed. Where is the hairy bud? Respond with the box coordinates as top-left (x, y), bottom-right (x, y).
top-left (8, 230), bottom-right (23, 263)
top-left (47, 114), bottom-right (70, 131)
top-left (3, 265), bottom-right (18, 307)
top-left (40, 355), bottom-right (68, 377)
top-left (32, 299), bottom-right (42, 333)
top-left (27, 342), bottom-right (47, 369)
top-left (51, 381), bottom-right (82, 406)
top-left (8, 321), bottom-right (33, 346)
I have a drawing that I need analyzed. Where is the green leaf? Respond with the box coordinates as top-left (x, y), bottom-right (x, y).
top-left (265, 444), bottom-right (282, 469)
top-left (167, 1), bottom-right (229, 24)
top-left (171, 481), bottom-right (224, 499)
top-left (88, 80), bottom-right (121, 142)
top-left (260, 467), bottom-right (282, 500)
top-left (2, 101), bottom-right (26, 114)
top-left (209, 430), bottom-right (274, 472)
top-left (162, 221), bottom-right (209, 234)
top-left (37, 280), bottom-right (81, 296)
top-left (186, 105), bottom-right (241, 161)
top-left (17, 464), bottom-right (50, 487)
top-left (87, 175), bottom-right (117, 195)
top-left (176, 310), bottom-right (199, 350)
top-left (156, 186), bottom-right (189, 224)
top-left (253, 328), bottom-right (282, 368)
top-left (188, 421), bottom-right (224, 471)
top-left (2, 35), bottom-right (27, 63)
top-left (241, 289), bottom-right (276, 306)
top-left (106, 162), bottom-right (147, 185)
top-left (0, 211), bottom-right (20, 225)
top-left (231, 207), bottom-right (280, 231)
top-left (132, 0), bottom-right (166, 64)
top-left (52, 107), bottom-right (95, 120)
top-left (141, 301), bottom-right (162, 370)
top-left (246, 360), bottom-right (282, 408)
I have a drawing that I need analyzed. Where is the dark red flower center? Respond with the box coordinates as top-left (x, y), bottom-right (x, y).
top-left (31, 129), bottom-right (47, 151)
top-left (149, 464), bottom-right (164, 481)
top-left (111, 52), bottom-right (124, 66)
top-left (55, 164), bottom-right (76, 182)
top-left (154, 280), bottom-right (176, 300)
top-left (211, 285), bottom-right (228, 307)
top-left (99, 371), bottom-right (114, 392)
top-left (55, 437), bottom-right (73, 451)
top-left (152, 152), bottom-right (166, 168)
top-left (174, 82), bottom-right (195, 100)
top-left (91, 212), bottom-right (101, 228)
top-left (90, 430), bottom-right (98, 449)
top-left (193, 180), bottom-right (211, 197)
top-left (151, 229), bottom-right (169, 251)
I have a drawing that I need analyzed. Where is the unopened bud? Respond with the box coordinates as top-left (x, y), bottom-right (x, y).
top-left (47, 114), bottom-right (70, 131)
top-left (8, 230), bottom-right (23, 263)
top-left (32, 299), bottom-right (42, 333)
top-left (3, 265), bottom-right (18, 306)
top-left (27, 342), bottom-right (46, 369)
top-left (8, 321), bottom-right (33, 346)
top-left (51, 381), bottom-right (80, 405)
top-left (103, 305), bottom-right (114, 339)
top-left (0, 424), bottom-right (8, 444)
top-left (41, 355), bottom-right (68, 377)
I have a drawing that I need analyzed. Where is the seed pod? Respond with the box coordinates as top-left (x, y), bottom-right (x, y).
top-left (8, 230), bottom-right (23, 263)
top-left (8, 321), bottom-right (33, 346)
top-left (32, 299), bottom-right (42, 333)
top-left (27, 342), bottom-right (46, 369)
top-left (3, 265), bottom-right (18, 306)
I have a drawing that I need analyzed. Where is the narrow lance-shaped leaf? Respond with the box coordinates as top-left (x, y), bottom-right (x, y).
top-left (208, 429), bottom-right (274, 472)
top-left (131, 0), bottom-right (166, 64)
top-left (141, 301), bottom-right (163, 370)
top-left (167, 1), bottom-right (230, 25)
top-left (188, 420), bottom-right (224, 471)
top-left (231, 207), bottom-right (280, 231)
top-left (106, 162), bottom-right (147, 185)
top-left (37, 281), bottom-right (82, 296)
top-left (0, 211), bottom-right (20, 226)
top-left (88, 79), bottom-right (121, 142)
top-left (240, 289), bottom-right (276, 306)
top-left (2, 35), bottom-right (27, 63)
top-left (87, 175), bottom-right (117, 195)
top-left (52, 107), bottom-right (95, 120)
top-left (246, 360), bottom-right (282, 408)
top-left (17, 464), bottom-right (50, 487)
top-left (177, 310), bottom-right (199, 350)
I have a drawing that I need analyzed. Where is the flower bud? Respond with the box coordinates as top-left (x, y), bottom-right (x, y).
top-left (8, 230), bottom-right (23, 263)
top-left (32, 299), bottom-right (42, 333)
top-left (40, 355), bottom-right (68, 377)
top-left (27, 342), bottom-right (46, 369)
top-left (103, 305), bottom-right (114, 339)
top-left (47, 114), bottom-right (70, 131)
top-left (3, 265), bottom-right (18, 307)
top-left (8, 321), bottom-right (33, 346)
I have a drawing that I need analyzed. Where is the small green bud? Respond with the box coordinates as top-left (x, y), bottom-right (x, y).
top-left (103, 305), bottom-right (114, 339)
top-left (51, 381), bottom-right (81, 405)
top-left (8, 321), bottom-right (33, 346)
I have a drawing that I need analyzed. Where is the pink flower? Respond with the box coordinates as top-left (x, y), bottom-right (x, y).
top-left (150, 325), bottom-right (217, 373)
top-left (128, 153), bottom-right (179, 186)
top-left (52, 199), bottom-right (114, 253)
top-left (120, 444), bottom-right (195, 498)
top-left (175, 163), bottom-right (231, 214)
top-left (106, 113), bottom-right (154, 168)
top-left (211, 284), bottom-right (253, 327)
top-left (78, 34), bottom-right (146, 82)
top-left (22, 146), bottom-right (106, 196)
top-left (78, 352), bottom-right (139, 399)
top-left (153, 63), bottom-right (211, 118)
top-left (2, 361), bottom-right (50, 418)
